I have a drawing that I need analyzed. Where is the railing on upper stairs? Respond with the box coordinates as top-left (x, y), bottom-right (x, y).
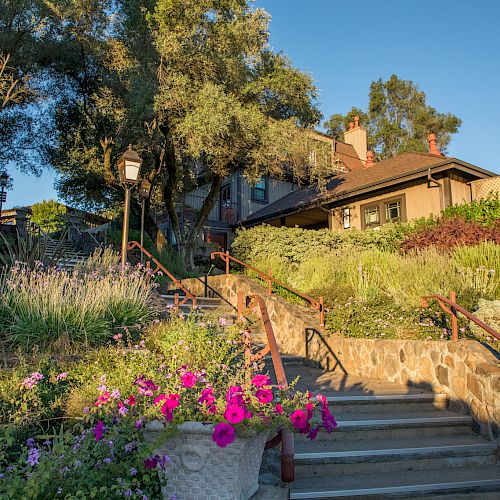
top-left (211, 250), bottom-right (325, 326)
top-left (237, 292), bottom-right (294, 483)
top-left (421, 291), bottom-right (499, 341)
top-left (127, 241), bottom-right (197, 310)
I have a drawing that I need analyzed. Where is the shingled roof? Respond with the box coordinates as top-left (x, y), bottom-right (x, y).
top-left (241, 152), bottom-right (494, 225)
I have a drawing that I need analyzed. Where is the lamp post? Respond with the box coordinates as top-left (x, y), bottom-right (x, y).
top-left (0, 172), bottom-right (8, 217)
top-left (117, 145), bottom-right (143, 269)
top-left (138, 178), bottom-right (151, 263)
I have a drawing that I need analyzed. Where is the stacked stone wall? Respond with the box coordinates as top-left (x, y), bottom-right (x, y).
top-left (177, 275), bottom-right (500, 440)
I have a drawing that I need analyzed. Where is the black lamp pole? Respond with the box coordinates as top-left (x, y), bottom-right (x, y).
top-left (0, 173), bottom-right (8, 217)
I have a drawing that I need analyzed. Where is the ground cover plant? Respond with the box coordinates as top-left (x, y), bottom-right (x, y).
top-left (0, 311), bottom-right (336, 499)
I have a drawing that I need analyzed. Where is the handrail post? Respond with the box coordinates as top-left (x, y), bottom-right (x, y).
top-left (237, 291), bottom-right (244, 321)
top-left (450, 290), bottom-right (459, 341)
top-left (225, 250), bottom-right (230, 275)
top-left (267, 267), bottom-right (272, 295)
top-left (174, 293), bottom-right (179, 316)
top-left (319, 296), bottom-right (324, 327)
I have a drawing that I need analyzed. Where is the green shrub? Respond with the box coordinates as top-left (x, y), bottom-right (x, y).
top-left (442, 194), bottom-right (500, 225)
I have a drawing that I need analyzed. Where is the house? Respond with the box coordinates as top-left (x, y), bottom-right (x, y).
top-left (240, 119), bottom-right (498, 231)
top-left (159, 130), bottom-right (363, 251)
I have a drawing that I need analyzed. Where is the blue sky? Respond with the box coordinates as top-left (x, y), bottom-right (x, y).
top-left (7, 0), bottom-right (500, 208)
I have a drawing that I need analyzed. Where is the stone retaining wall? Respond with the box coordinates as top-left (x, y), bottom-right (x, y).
top-left (178, 274), bottom-right (500, 440)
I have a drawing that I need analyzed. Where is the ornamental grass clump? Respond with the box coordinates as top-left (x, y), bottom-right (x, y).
top-left (0, 263), bottom-right (154, 350)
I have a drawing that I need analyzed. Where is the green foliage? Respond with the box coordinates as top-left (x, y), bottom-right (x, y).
top-left (30, 200), bottom-right (67, 234)
top-left (0, 263), bottom-right (154, 350)
top-left (232, 223), bottom-right (419, 265)
top-left (324, 74), bottom-right (461, 157)
top-left (442, 194), bottom-right (500, 225)
top-left (232, 224), bottom-right (499, 344)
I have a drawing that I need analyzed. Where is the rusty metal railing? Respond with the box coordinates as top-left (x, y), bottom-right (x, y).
top-left (421, 291), bottom-right (499, 342)
top-left (211, 250), bottom-right (324, 326)
top-left (238, 292), bottom-right (294, 483)
top-left (128, 241), bottom-right (197, 311)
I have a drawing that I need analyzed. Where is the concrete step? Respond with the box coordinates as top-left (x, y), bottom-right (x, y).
top-left (289, 464), bottom-right (500, 499)
top-left (294, 435), bottom-right (497, 477)
top-left (321, 393), bottom-right (449, 413)
top-left (303, 412), bottom-right (474, 442)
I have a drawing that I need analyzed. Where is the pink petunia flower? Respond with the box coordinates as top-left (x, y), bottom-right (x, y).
top-left (275, 404), bottom-right (283, 415)
top-left (198, 387), bottom-right (215, 406)
top-left (181, 372), bottom-right (197, 388)
top-left (126, 395), bottom-right (136, 406)
top-left (212, 422), bottom-right (235, 448)
top-left (95, 391), bottom-right (110, 407)
top-left (251, 374), bottom-right (271, 388)
top-left (290, 409), bottom-right (308, 430)
top-left (133, 375), bottom-right (159, 396)
top-left (55, 372), bottom-right (68, 382)
top-left (226, 385), bottom-right (244, 405)
top-left (255, 389), bottom-right (273, 404)
top-left (93, 421), bottom-right (105, 442)
top-left (224, 404), bottom-right (245, 424)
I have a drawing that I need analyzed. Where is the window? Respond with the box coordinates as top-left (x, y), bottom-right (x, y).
top-left (219, 184), bottom-right (231, 221)
top-left (364, 206), bottom-right (380, 226)
top-left (251, 177), bottom-right (267, 202)
top-left (343, 208), bottom-right (351, 229)
top-left (361, 195), bottom-right (406, 229)
top-left (385, 200), bottom-right (401, 222)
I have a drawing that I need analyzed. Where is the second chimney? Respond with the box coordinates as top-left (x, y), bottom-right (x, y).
top-left (428, 133), bottom-right (442, 156)
top-left (344, 115), bottom-right (367, 164)
top-left (365, 151), bottom-right (375, 167)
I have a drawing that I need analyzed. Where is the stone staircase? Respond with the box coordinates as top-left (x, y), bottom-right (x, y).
top-left (270, 361), bottom-right (500, 499)
top-left (45, 239), bottom-right (90, 270)
top-left (156, 294), bottom-right (500, 499)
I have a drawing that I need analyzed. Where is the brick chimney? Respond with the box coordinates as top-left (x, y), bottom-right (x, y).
top-left (344, 115), bottom-right (367, 164)
top-left (428, 133), bottom-right (442, 156)
top-left (365, 150), bottom-right (375, 167)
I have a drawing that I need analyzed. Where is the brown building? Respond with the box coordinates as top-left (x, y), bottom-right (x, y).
top-left (241, 121), bottom-right (498, 231)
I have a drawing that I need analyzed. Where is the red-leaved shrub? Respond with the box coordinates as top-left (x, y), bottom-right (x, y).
top-left (400, 218), bottom-right (500, 253)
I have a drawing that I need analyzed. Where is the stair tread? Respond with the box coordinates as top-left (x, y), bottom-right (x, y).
top-left (325, 393), bottom-right (448, 404)
top-left (329, 409), bottom-right (472, 423)
top-left (294, 434), bottom-right (494, 456)
top-left (290, 464), bottom-right (500, 498)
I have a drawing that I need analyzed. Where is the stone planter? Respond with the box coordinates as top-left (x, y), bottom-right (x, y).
top-left (144, 421), bottom-right (269, 500)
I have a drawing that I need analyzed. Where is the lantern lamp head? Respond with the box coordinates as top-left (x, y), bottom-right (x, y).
top-left (139, 178), bottom-right (152, 198)
top-left (117, 145), bottom-right (143, 185)
top-left (0, 172), bottom-right (8, 188)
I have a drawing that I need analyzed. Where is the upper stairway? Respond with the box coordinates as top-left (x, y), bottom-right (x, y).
top-left (45, 239), bottom-right (90, 270)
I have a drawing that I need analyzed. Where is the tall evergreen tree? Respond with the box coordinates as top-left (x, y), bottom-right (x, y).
top-left (324, 75), bottom-right (461, 158)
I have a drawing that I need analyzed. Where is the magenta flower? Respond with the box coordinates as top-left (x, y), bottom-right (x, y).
top-left (126, 395), bottom-right (136, 406)
top-left (95, 391), bottom-right (110, 407)
top-left (143, 457), bottom-right (157, 469)
top-left (212, 422), bottom-right (235, 448)
top-left (93, 421), bottom-right (105, 442)
top-left (306, 402), bottom-right (314, 420)
top-left (255, 389), bottom-right (273, 404)
top-left (321, 407), bottom-right (337, 432)
top-left (181, 372), bottom-right (197, 388)
top-left (55, 372), bottom-right (68, 382)
top-left (198, 387), bottom-right (215, 406)
top-left (224, 404), bottom-right (245, 424)
top-left (226, 385), bottom-right (244, 405)
top-left (161, 394), bottom-right (180, 421)
top-left (308, 426), bottom-right (320, 441)
top-left (290, 409), bottom-right (308, 430)
top-left (251, 374), bottom-right (271, 387)
top-left (275, 404), bottom-right (283, 415)
top-left (133, 375), bottom-right (158, 396)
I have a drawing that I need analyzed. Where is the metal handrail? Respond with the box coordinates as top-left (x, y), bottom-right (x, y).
top-left (67, 220), bottom-right (101, 248)
top-left (238, 292), bottom-right (294, 483)
top-left (211, 250), bottom-right (324, 326)
top-left (421, 291), bottom-right (499, 342)
top-left (127, 240), bottom-right (197, 309)
top-left (28, 221), bottom-right (57, 245)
